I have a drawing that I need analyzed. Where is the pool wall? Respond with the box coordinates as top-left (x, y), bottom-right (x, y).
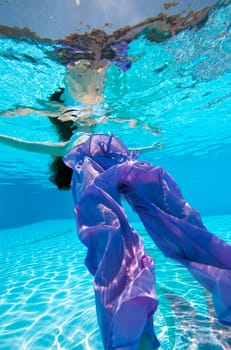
top-left (1, 154), bottom-right (230, 229)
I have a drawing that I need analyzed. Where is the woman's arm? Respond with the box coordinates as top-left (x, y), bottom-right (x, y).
top-left (0, 133), bottom-right (162, 157)
top-left (128, 142), bottom-right (164, 154)
top-left (0, 134), bottom-right (69, 157)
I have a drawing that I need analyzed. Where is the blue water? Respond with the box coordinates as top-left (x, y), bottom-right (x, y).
top-left (0, 3), bottom-right (231, 349)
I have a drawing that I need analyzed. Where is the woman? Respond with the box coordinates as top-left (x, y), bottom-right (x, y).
top-left (0, 130), bottom-right (230, 350)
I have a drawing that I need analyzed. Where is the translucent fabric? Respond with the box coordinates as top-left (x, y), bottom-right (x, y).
top-left (64, 134), bottom-right (231, 349)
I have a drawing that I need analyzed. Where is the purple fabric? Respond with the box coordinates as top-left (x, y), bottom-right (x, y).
top-left (111, 42), bottom-right (132, 71)
top-left (63, 134), bottom-right (231, 349)
top-left (53, 41), bottom-right (132, 71)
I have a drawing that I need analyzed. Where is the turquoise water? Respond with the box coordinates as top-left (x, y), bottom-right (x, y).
top-left (0, 3), bottom-right (231, 349)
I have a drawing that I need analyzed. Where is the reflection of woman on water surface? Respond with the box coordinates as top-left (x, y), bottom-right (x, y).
top-left (2, 22), bottom-right (166, 134)
top-left (3, 40), bottom-right (151, 137)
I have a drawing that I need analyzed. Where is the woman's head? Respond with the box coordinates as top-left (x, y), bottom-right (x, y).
top-left (49, 156), bottom-right (73, 190)
top-left (48, 116), bottom-right (76, 190)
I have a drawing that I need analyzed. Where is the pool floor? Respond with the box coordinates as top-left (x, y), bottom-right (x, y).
top-left (0, 215), bottom-right (231, 349)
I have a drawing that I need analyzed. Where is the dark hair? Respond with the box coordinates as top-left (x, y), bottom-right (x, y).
top-left (48, 89), bottom-right (76, 190)
top-left (49, 156), bottom-right (73, 190)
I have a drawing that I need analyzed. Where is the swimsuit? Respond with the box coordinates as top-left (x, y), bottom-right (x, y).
top-left (64, 133), bottom-right (231, 349)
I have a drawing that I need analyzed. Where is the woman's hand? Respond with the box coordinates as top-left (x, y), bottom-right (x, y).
top-left (129, 141), bottom-right (164, 154)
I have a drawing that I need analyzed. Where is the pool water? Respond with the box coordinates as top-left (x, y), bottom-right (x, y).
top-left (0, 2), bottom-right (231, 350)
top-left (0, 217), bottom-right (231, 349)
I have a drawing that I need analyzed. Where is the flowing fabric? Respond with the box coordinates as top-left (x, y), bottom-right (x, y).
top-left (63, 134), bottom-right (231, 349)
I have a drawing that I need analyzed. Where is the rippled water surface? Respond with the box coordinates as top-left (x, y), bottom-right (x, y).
top-left (0, 2), bottom-right (231, 350)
